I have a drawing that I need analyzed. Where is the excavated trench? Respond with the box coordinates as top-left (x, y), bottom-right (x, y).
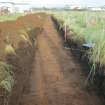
top-left (0, 13), bottom-right (104, 105)
top-left (18, 16), bottom-right (104, 105)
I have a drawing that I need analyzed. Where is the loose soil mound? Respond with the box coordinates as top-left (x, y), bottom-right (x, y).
top-left (0, 13), bottom-right (47, 60)
top-left (0, 13), bottom-right (47, 105)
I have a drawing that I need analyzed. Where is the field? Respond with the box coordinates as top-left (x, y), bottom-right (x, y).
top-left (0, 12), bottom-right (105, 105)
top-left (51, 11), bottom-right (105, 77)
top-left (0, 13), bottom-right (23, 22)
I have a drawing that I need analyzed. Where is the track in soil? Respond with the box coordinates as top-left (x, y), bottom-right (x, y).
top-left (20, 16), bottom-right (103, 105)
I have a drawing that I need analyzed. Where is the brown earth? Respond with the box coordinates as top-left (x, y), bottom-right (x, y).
top-left (19, 15), bottom-right (103, 105)
top-left (0, 13), bottom-right (46, 60)
top-left (0, 13), bottom-right (47, 105)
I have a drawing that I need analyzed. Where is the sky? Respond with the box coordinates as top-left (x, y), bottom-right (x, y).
top-left (1, 0), bottom-right (105, 7)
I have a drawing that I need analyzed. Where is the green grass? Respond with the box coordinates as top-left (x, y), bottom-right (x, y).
top-left (0, 61), bottom-right (14, 92)
top-left (0, 13), bottom-right (24, 22)
top-left (51, 11), bottom-right (105, 76)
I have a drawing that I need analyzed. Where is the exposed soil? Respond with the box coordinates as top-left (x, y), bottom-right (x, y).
top-left (0, 13), bottom-right (46, 105)
top-left (19, 15), bottom-right (103, 105)
top-left (0, 13), bottom-right (46, 60)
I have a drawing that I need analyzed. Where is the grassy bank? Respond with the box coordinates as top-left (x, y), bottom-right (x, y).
top-left (51, 11), bottom-right (105, 76)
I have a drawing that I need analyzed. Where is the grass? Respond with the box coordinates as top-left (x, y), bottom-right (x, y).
top-left (19, 29), bottom-right (32, 46)
top-left (0, 61), bottom-right (14, 92)
top-left (5, 44), bottom-right (16, 56)
top-left (1, 36), bottom-right (15, 92)
top-left (4, 36), bottom-right (16, 55)
top-left (0, 13), bottom-right (24, 22)
top-left (51, 10), bottom-right (105, 77)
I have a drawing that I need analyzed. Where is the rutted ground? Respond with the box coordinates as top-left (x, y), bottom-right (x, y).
top-left (20, 16), bottom-right (103, 105)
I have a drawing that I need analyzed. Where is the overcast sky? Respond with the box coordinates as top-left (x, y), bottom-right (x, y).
top-left (1, 0), bottom-right (105, 7)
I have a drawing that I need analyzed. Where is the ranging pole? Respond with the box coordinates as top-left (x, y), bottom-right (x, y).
top-left (64, 23), bottom-right (67, 42)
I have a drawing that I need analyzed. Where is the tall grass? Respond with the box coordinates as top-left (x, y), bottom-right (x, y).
top-left (4, 36), bottom-right (16, 56)
top-left (51, 11), bottom-right (105, 76)
top-left (0, 61), bottom-right (14, 92)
